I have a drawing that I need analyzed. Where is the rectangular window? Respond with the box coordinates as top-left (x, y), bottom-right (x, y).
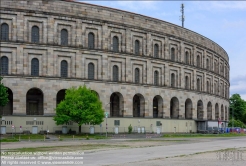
top-left (114, 120), bottom-right (120, 126)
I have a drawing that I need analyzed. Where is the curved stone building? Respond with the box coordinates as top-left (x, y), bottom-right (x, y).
top-left (0, 0), bottom-right (229, 134)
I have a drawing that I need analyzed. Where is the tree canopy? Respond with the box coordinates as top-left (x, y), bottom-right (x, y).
top-left (54, 85), bottom-right (105, 133)
top-left (0, 76), bottom-right (9, 117)
top-left (229, 94), bottom-right (246, 123)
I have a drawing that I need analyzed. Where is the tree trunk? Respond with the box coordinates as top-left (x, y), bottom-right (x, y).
top-left (79, 125), bottom-right (81, 134)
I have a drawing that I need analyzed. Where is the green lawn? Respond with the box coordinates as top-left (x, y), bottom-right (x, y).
top-left (58, 134), bottom-right (107, 139)
top-left (163, 133), bottom-right (246, 138)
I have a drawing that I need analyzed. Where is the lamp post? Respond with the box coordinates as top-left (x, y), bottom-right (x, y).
top-left (105, 102), bottom-right (110, 138)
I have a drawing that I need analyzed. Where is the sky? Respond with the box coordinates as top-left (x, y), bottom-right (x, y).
top-left (79, 0), bottom-right (246, 100)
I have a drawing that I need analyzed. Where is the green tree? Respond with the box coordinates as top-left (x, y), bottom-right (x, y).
top-left (228, 118), bottom-right (246, 128)
top-left (229, 94), bottom-right (246, 123)
top-left (0, 76), bottom-right (9, 117)
top-left (54, 86), bottom-right (104, 133)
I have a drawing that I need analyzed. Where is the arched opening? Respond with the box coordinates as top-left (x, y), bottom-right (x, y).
top-left (88, 32), bottom-right (95, 49)
top-left (60, 60), bottom-right (68, 77)
top-left (1, 23), bottom-right (9, 41)
top-left (171, 48), bottom-right (175, 61)
top-left (185, 98), bottom-right (192, 119)
top-left (170, 97), bottom-right (179, 118)
top-left (206, 58), bottom-right (209, 69)
top-left (207, 81), bottom-right (210, 93)
top-left (135, 68), bottom-right (140, 83)
top-left (31, 26), bottom-right (39, 43)
top-left (154, 71), bottom-right (159, 86)
top-left (61, 29), bottom-right (68, 46)
top-left (207, 102), bottom-right (212, 120)
top-left (197, 78), bottom-right (201, 91)
top-left (88, 63), bottom-right (95, 80)
top-left (31, 58), bottom-right (39, 76)
top-left (154, 44), bottom-right (159, 58)
top-left (197, 100), bottom-right (203, 120)
top-left (0, 88), bottom-right (13, 115)
top-left (135, 40), bottom-right (140, 55)
top-left (0, 56), bottom-right (8, 75)
top-left (91, 90), bottom-right (100, 99)
top-left (153, 95), bottom-right (163, 118)
top-left (113, 65), bottom-right (119, 82)
top-left (110, 92), bottom-right (124, 117)
top-left (171, 73), bottom-right (175, 87)
top-left (215, 103), bottom-right (219, 119)
top-left (113, 36), bottom-right (119, 52)
top-left (133, 94), bottom-right (145, 117)
top-left (26, 88), bottom-right (43, 115)
top-left (197, 55), bottom-right (200, 67)
top-left (56, 89), bottom-right (66, 106)
top-left (185, 51), bottom-right (189, 64)
top-left (221, 105), bottom-right (224, 120)
top-left (185, 76), bottom-right (189, 89)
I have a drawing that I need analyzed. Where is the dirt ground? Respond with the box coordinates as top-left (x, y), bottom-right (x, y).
top-left (1, 137), bottom-right (246, 166)
top-left (108, 148), bottom-right (246, 166)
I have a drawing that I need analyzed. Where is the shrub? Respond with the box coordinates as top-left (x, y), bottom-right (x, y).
top-left (128, 124), bottom-right (133, 134)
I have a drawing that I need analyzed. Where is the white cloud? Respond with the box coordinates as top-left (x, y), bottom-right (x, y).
top-left (222, 19), bottom-right (246, 29)
top-left (191, 1), bottom-right (246, 11)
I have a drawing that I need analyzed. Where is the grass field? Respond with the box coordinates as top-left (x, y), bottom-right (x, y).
top-left (163, 133), bottom-right (246, 138)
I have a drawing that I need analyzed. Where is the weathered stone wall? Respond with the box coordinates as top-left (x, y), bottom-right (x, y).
top-left (0, 0), bottom-right (230, 130)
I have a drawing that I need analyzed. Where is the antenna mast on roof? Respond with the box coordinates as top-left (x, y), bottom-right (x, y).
top-left (180, 3), bottom-right (185, 28)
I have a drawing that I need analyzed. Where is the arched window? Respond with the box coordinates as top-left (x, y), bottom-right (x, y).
top-left (61, 29), bottom-right (68, 46)
top-left (206, 58), bottom-right (209, 69)
top-left (220, 65), bottom-right (224, 75)
top-left (171, 73), bottom-right (175, 87)
top-left (1, 23), bottom-right (9, 41)
top-left (171, 48), bottom-right (175, 61)
top-left (207, 81), bottom-right (210, 93)
top-left (113, 65), bottom-right (119, 81)
top-left (197, 78), bottom-right (201, 91)
top-left (135, 68), bottom-right (140, 83)
top-left (154, 44), bottom-right (159, 58)
top-left (0, 56), bottom-right (8, 75)
top-left (197, 55), bottom-right (200, 67)
top-left (88, 63), bottom-right (95, 80)
top-left (135, 40), bottom-right (140, 55)
top-left (88, 32), bottom-right (94, 49)
top-left (31, 58), bottom-right (39, 76)
top-left (185, 76), bottom-right (189, 89)
top-left (154, 71), bottom-right (159, 85)
top-left (185, 51), bottom-right (189, 64)
top-left (60, 60), bottom-right (68, 77)
top-left (214, 61), bottom-right (216, 72)
top-left (214, 83), bottom-right (217, 94)
top-left (113, 36), bottom-right (119, 52)
top-left (31, 26), bottom-right (39, 43)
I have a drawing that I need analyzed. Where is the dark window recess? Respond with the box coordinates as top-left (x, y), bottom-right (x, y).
top-left (1, 23), bottom-right (9, 41)
top-left (0, 56), bottom-right (8, 75)
top-left (113, 36), bottom-right (119, 52)
top-left (60, 60), bottom-right (68, 77)
top-left (31, 26), bottom-right (39, 43)
top-left (61, 29), bottom-right (68, 46)
top-left (114, 120), bottom-right (120, 126)
top-left (156, 121), bottom-right (162, 126)
top-left (88, 32), bottom-right (94, 49)
top-left (88, 63), bottom-right (95, 80)
top-left (31, 58), bottom-right (39, 76)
